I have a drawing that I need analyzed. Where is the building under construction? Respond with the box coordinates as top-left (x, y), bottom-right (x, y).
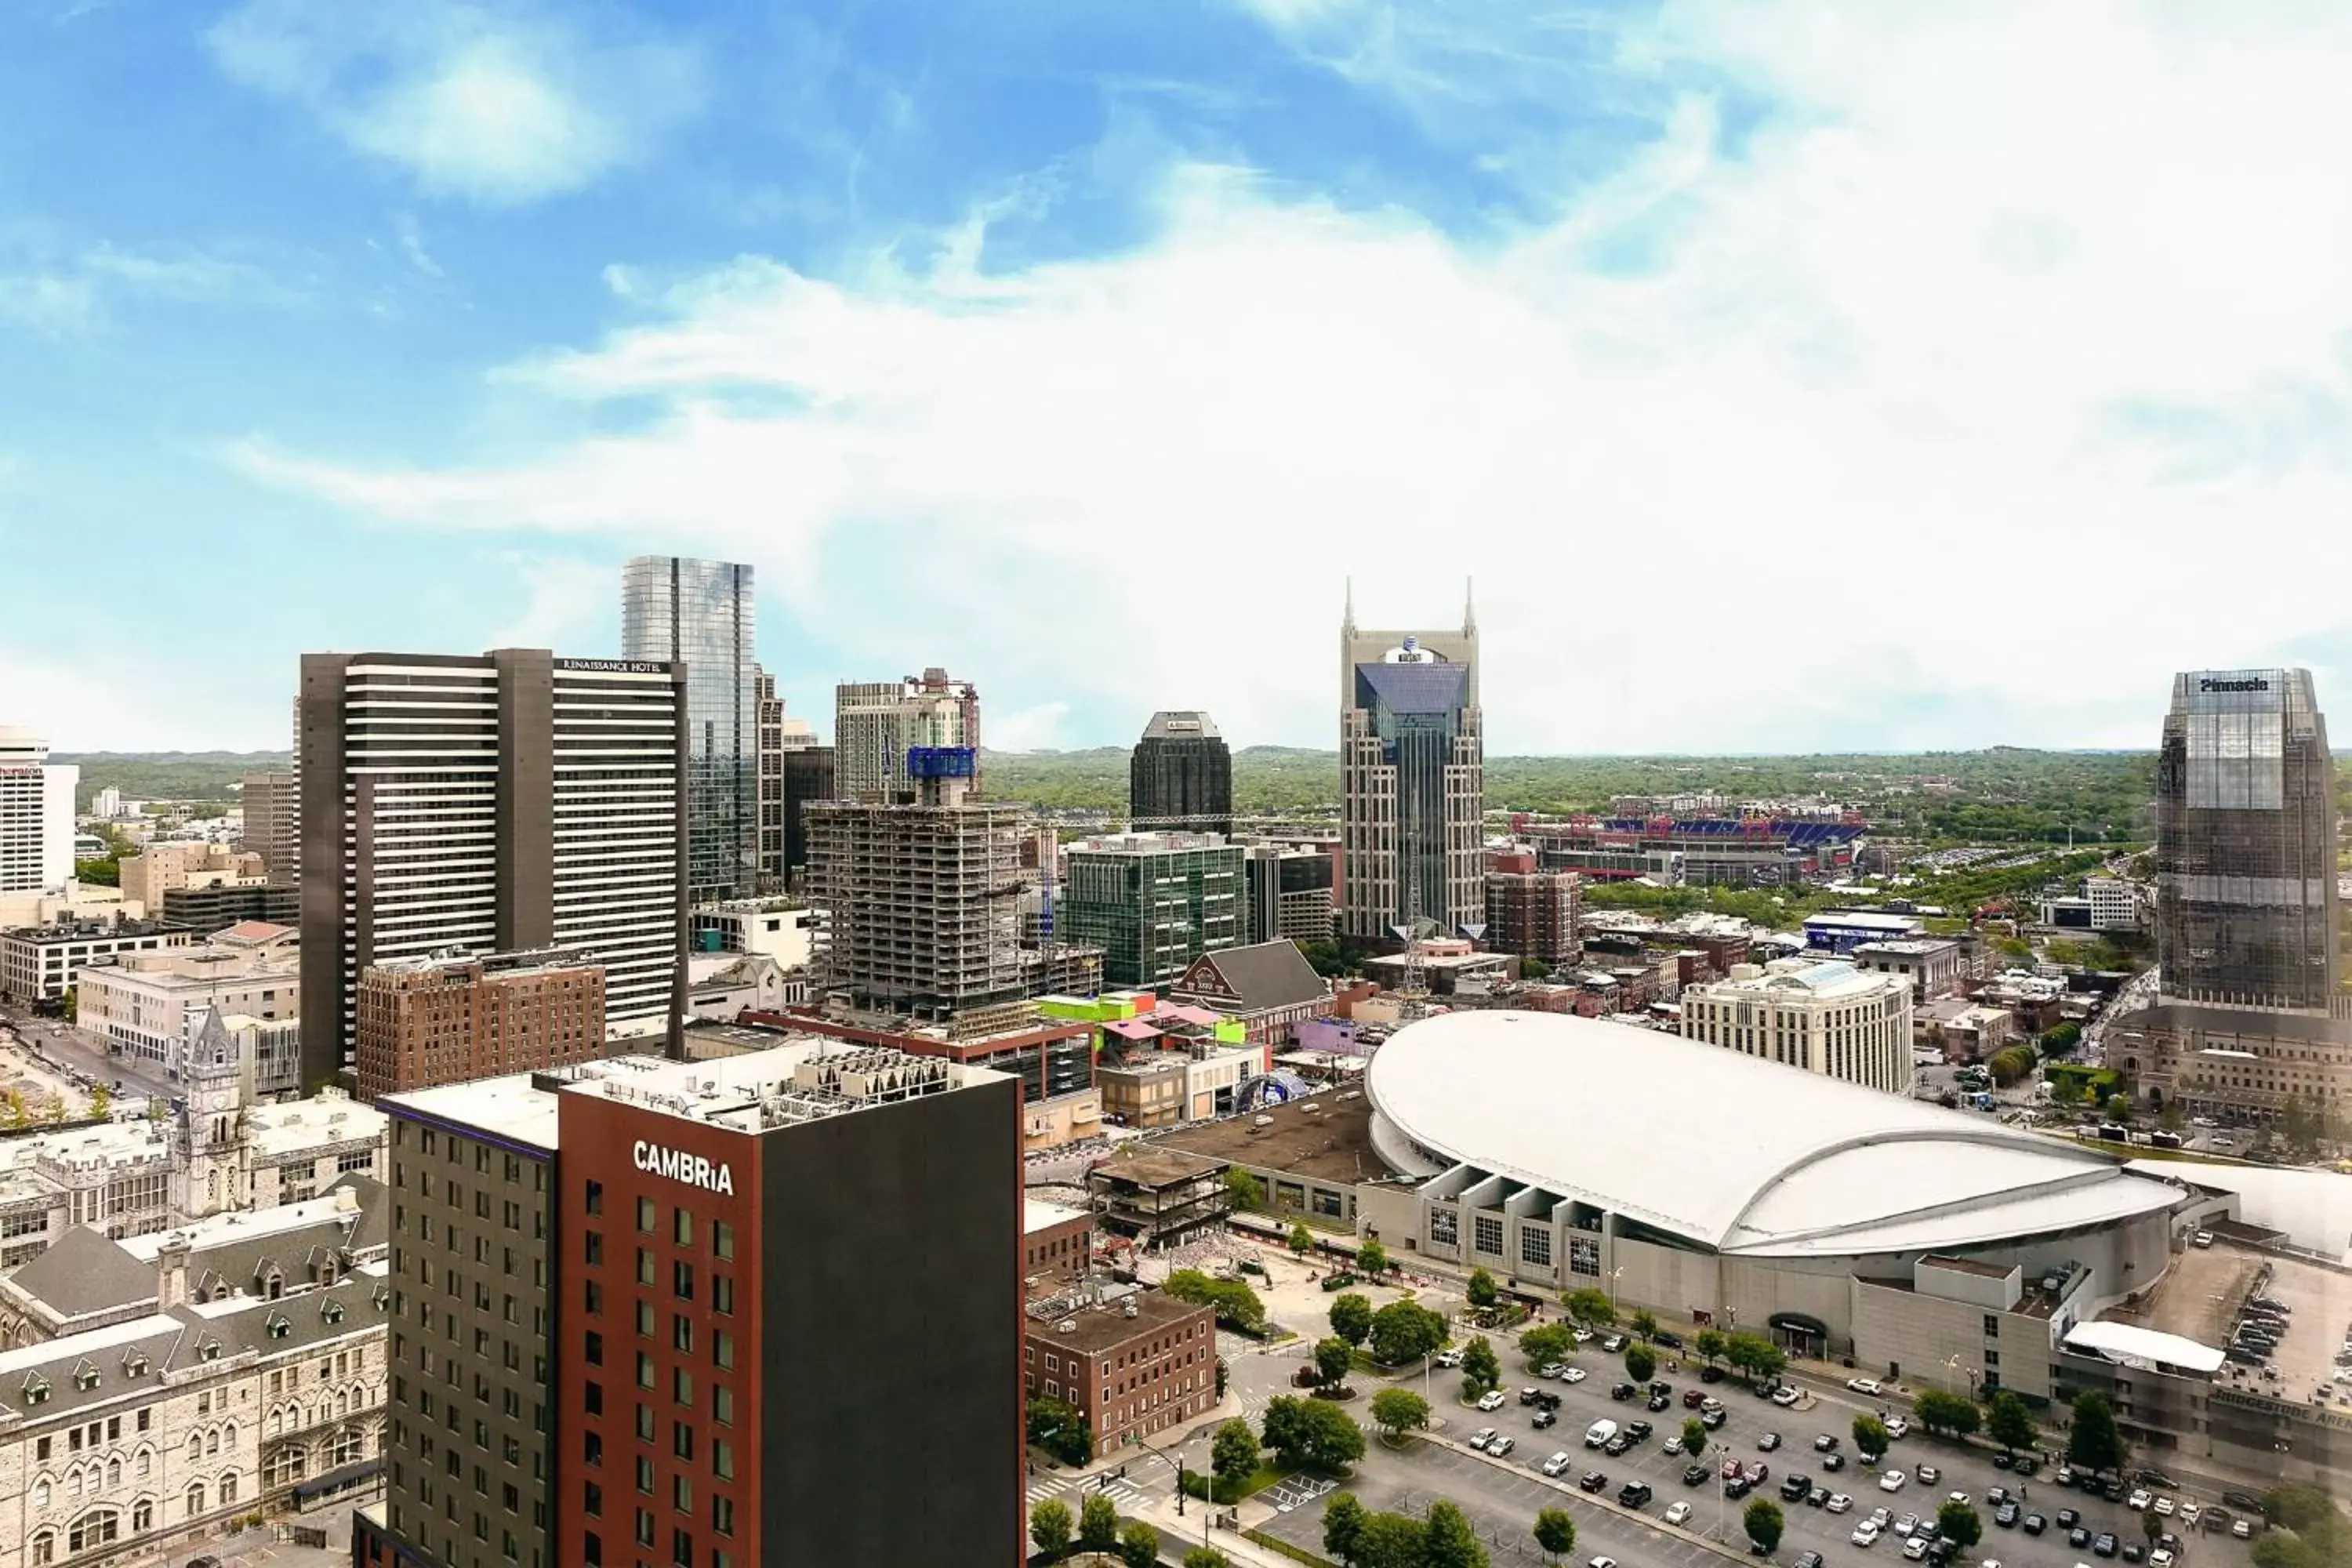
top-left (804, 746), bottom-right (1031, 1019)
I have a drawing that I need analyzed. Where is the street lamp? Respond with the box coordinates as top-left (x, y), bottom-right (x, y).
top-left (1134, 1434), bottom-right (1190, 1519)
top-left (1607, 1266), bottom-right (1625, 1316)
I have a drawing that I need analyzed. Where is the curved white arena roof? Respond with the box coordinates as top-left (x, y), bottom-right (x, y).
top-left (1365, 1011), bottom-right (2180, 1258)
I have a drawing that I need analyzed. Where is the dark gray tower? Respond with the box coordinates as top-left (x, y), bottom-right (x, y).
top-left (1128, 711), bottom-right (1233, 833)
top-left (2155, 667), bottom-right (2339, 1011)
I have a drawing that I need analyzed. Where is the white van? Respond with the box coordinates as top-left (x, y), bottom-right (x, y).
top-left (1584, 1419), bottom-right (1618, 1449)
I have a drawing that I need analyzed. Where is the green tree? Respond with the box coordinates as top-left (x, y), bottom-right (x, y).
top-left (1519, 1323), bottom-right (1574, 1370)
top-left (1631, 1308), bottom-right (1661, 1341)
top-left (1367, 1301), bottom-right (1447, 1366)
top-left (1853, 1415), bottom-right (1890, 1463)
top-left (1261, 1395), bottom-right (1367, 1472)
top-left (1118, 1519), bottom-right (1162, 1568)
top-left (1986, 1390), bottom-right (2037, 1454)
top-left (2067, 1391), bottom-right (2126, 1474)
top-left (2263, 1486), bottom-right (2340, 1533)
top-left (1028, 1396), bottom-right (1094, 1468)
top-left (1467, 1267), bottom-right (1500, 1310)
top-left (1080, 1491), bottom-right (1120, 1552)
top-left (1422, 1500), bottom-right (1489, 1568)
top-left (1183, 1549), bottom-right (1232, 1568)
top-left (1914, 1389), bottom-right (1982, 1439)
top-left (1520, 956), bottom-right (1553, 982)
top-left (1563, 1287), bottom-right (1616, 1327)
top-left (1356, 1239), bottom-right (1388, 1278)
top-left (1461, 1335), bottom-right (1501, 1398)
top-left (1936, 1501), bottom-right (1982, 1550)
top-left (1290, 1221), bottom-right (1317, 1255)
top-left (1314, 1336), bottom-right (1354, 1390)
top-left (1695, 1327), bottom-right (1727, 1366)
top-left (1681, 1417), bottom-right (1708, 1463)
top-left (87, 1083), bottom-right (111, 1122)
top-left (1534, 1505), bottom-right (1577, 1563)
top-left (1030, 1497), bottom-right (1074, 1558)
top-left (1744, 1498), bottom-right (1786, 1555)
top-left (1215, 1357), bottom-right (1229, 1400)
top-left (1724, 1331), bottom-right (1786, 1383)
top-left (1225, 1168), bottom-right (1265, 1211)
top-left (2160, 1099), bottom-right (2186, 1133)
top-left (2142, 1509), bottom-right (2166, 1545)
top-left (2103, 1092), bottom-right (2132, 1123)
top-left (1368, 1387), bottom-right (1431, 1442)
top-left (1323, 1494), bottom-right (1370, 1566)
top-left (1211, 1418), bottom-right (1259, 1490)
top-left (1359, 1513), bottom-right (1429, 1568)
top-left (1625, 1344), bottom-right (1657, 1384)
top-left (1164, 1269), bottom-right (1267, 1333)
top-left (1330, 1291), bottom-right (1374, 1348)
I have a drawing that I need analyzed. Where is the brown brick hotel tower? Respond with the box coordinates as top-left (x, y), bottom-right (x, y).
top-left (555, 1044), bottom-right (1023, 1567)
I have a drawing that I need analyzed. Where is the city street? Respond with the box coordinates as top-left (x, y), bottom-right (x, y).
top-left (0, 1000), bottom-right (180, 1105)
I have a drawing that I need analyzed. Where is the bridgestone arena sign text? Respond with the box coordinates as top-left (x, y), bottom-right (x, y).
top-left (633, 1141), bottom-right (735, 1195)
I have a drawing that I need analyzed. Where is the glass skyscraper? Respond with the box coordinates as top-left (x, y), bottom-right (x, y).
top-left (2155, 667), bottom-right (2339, 1011)
top-left (622, 557), bottom-right (759, 901)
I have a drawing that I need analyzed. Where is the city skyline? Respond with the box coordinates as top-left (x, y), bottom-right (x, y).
top-left (9, 6), bottom-right (2352, 755)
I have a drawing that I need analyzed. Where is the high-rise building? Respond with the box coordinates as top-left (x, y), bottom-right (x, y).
top-left (299, 649), bottom-right (686, 1087)
top-left (624, 557), bottom-right (759, 902)
top-left (1484, 859), bottom-right (1582, 969)
top-left (779, 745), bottom-right (835, 891)
top-left (1338, 585), bottom-right (1485, 946)
top-left (366, 1073), bottom-right (564, 1568)
top-left (0, 726), bottom-right (75, 896)
top-left (1680, 959), bottom-right (1915, 1094)
top-left (753, 668), bottom-right (826, 891)
top-left (834, 669), bottom-right (980, 803)
top-left (550, 1043), bottom-right (1022, 1566)
top-left (804, 748), bottom-right (1029, 1018)
top-left (2154, 668), bottom-right (2340, 1012)
top-left (240, 769), bottom-right (302, 884)
top-left (354, 948), bottom-right (608, 1102)
top-left (1128, 710), bottom-right (1232, 833)
top-left (1061, 833), bottom-right (1244, 987)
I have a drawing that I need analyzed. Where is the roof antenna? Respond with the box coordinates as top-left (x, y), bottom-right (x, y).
top-left (1464, 575), bottom-right (1477, 637)
top-left (1342, 575), bottom-right (1356, 635)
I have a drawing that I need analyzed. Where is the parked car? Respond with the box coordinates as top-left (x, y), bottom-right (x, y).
top-left (1656, 1330), bottom-right (1686, 1350)
top-left (1604, 1433), bottom-right (1632, 1456)
top-left (1882, 1472), bottom-right (1908, 1494)
top-left (2057, 1511), bottom-right (2081, 1530)
top-left (1817, 1434), bottom-right (1843, 1451)
top-left (1893, 1514), bottom-right (1921, 1537)
top-left (1533, 1410), bottom-right (1557, 1429)
top-left (1490, 1436), bottom-right (1516, 1457)
top-left (1828, 1494), bottom-right (1855, 1514)
top-left (1611, 1382), bottom-right (1638, 1402)
top-left (1685, 1464), bottom-right (1711, 1486)
top-left (1852, 1522), bottom-right (1884, 1548)
top-left (1702, 1365), bottom-right (1728, 1383)
top-left (1882, 1415), bottom-right (1910, 1439)
top-left (1626, 1421), bottom-right (1653, 1443)
top-left (1810, 1486), bottom-right (1833, 1508)
top-left (1469, 1428), bottom-right (1497, 1450)
top-left (1685, 1388), bottom-right (1708, 1408)
top-left (1703, 1409), bottom-right (1729, 1429)
top-left (1562, 1367), bottom-right (1588, 1383)
top-left (1666, 1501), bottom-right (1693, 1526)
top-left (1581, 1470), bottom-right (1610, 1494)
top-left (1773, 1385), bottom-right (1803, 1406)
top-left (2094, 1534), bottom-right (2118, 1558)
top-left (1794, 1554), bottom-right (1824, 1568)
top-left (2069, 1528), bottom-right (2092, 1549)
top-left (1542, 1450), bottom-right (1575, 1477)
top-left (1759, 1432), bottom-right (1783, 1451)
top-left (1477, 1390), bottom-right (1507, 1411)
top-left (1648, 1392), bottom-right (1674, 1411)
top-left (1538, 1363), bottom-right (1568, 1378)
top-left (2024, 1514), bottom-right (2048, 1535)
top-left (1620, 1482), bottom-right (1654, 1508)
top-left (1915, 1465), bottom-right (1940, 1485)
top-left (1520, 1386), bottom-right (1544, 1405)
top-left (1994, 1504), bottom-right (2020, 1529)
top-left (1902, 1534), bottom-right (1932, 1560)
top-left (1436, 1348), bottom-right (1466, 1368)
top-left (1824, 1453), bottom-right (1848, 1472)
top-left (1602, 1334), bottom-right (1628, 1352)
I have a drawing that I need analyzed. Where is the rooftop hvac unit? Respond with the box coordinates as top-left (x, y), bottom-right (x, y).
top-left (1059, 1320), bottom-right (1079, 1334)
top-left (1253, 1115), bottom-right (1274, 1128)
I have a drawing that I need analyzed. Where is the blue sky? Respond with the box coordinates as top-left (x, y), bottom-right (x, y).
top-left (5, 1), bottom-right (2352, 754)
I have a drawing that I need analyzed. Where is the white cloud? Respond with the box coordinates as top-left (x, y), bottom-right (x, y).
top-left (224, 4), bottom-right (2352, 751)
top-left (394, 214), bottom-right (444, 279)
top-left (0, 242), bottom-right (293, 335)
top-left (206, 0), bottom-right (700, 205)
top-left (0, 274), bottom-right (98, 335)
top-left (485, 554), bottom-right (612, 649)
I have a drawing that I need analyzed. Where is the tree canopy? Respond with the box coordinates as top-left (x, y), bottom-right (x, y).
top-left (1563, 1287), bottom-right (1616, 1327)
top-left (1534, 1505), bottom-right (1577, 1562)
top-left (1369, 1387), bottom-right (1432, 1441)
top-left (1030, 1498), bottom-right (1074, 1556)
top-left (1745, 1499), bottom-right (1786, 1554)
top-left (1368, 1301), bottom-right (1449, 1366)
top-left (1330, 1291), bottom-right (1374, 1348)
top-left (1466, 1267), bottom-right (1500, 1309)
top-left (1461, 1335), bottom-right (1501, 1397)
top-left (1914, 1389), bottom-right (1982, 1439)
top-left (1262, 1395), bottom-right (1367, 1472)
top-left (1163, 1269), bottom-right (1267, 1333)
top-left (1986, 1390), bottom-right (2038, 1454)
top-left (2067, 1391), bottom-right (2126, 1474)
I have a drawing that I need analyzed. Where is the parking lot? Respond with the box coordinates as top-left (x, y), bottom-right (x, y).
top-left (1259, 1346), bottom-right (2270, 1568)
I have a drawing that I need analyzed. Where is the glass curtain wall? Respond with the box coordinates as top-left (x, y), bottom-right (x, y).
top-left (622, 557), bottom-right (758, 902)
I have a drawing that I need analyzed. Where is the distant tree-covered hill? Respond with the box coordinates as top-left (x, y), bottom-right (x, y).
top-left (53, 752), bottom-right (291, 810)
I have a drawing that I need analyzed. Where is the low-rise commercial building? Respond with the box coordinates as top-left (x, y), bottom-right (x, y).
top-left (1849, 937), bottom-right (1965, 1001)
top-left (158, 880), bottom-right (300, 937)
top-left (1, 920), bottom-right (191, 1005)
top-left (73, 922), bottom-right (299, 1073)
top-left (118, 843), bottom-right (268, 916)
top-left (1024, 1198), bottom-right (1094, 1284)
top-left (1094, 1041), bottom-right (1260, 1128)
top-left (354, 949), bottom-right (606, 1102)
top-left (1802, 909), bottom-right (1925, 953)
top-left (1022, 1287), bottom-right (1216, 1458)
top-left (1680, 959), bottom-right (1914, 1095)
top-left (1169, 941), bottom-right (1330, 1051)
top-left (2110, 1003), bottom-right (2352, 1122)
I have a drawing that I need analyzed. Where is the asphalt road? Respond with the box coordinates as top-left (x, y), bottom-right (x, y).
top-left (1240, 1338), bottom-right (2264, 1568)
top-left (0, 1001), bottom-right (180, 1103)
